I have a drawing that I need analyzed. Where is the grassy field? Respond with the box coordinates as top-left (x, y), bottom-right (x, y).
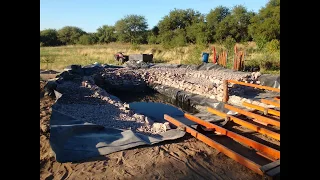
top-left (40, 42), bottom-right (280, 74)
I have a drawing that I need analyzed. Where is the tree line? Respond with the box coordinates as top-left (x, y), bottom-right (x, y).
top-left (40, 0), bottom-right (279, 49)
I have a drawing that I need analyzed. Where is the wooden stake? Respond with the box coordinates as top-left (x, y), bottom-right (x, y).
top-left (223, 80), bottom-right (229, 103)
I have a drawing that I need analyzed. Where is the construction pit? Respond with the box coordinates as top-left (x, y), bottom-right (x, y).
top-left (40, 62), bottom-right (280, 180)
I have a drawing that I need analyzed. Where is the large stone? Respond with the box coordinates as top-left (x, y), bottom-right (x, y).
top-left (163, 122), bottom-right (171, 131)
top-left (151, 123), bottom-right (164, 133)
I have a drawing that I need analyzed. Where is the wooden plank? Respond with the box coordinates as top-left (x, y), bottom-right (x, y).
top-left (164, 114), bottom-right (264, 175)
top-left (207, 107), bottom-right (280, 141)
top-left (261, 99), bottom-right (280, 108)
top-left (225, 104), bottom-right (280, 127)
top-left (260, 160), bottom-right (280, 173)
top-left (184, 113), bottom-right (280, 160)
top-left (242, 101), bottom-right (280, 117)
top-left (227, 79), bottom-right (280, 92)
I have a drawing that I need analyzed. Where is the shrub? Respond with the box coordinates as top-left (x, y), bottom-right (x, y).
top-left (223, 36), bottom-right (236, 52)
top-left (265, 39), bottom-right (280, 53)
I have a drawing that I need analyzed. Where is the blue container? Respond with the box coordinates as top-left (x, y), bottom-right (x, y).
top-left (202, 52), bottom-right (209, 63)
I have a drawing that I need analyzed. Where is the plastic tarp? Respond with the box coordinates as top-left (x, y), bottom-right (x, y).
top-left (49, 89), bottom-right (186, 163)
top-left (258, 74), bottom-right (280, 89)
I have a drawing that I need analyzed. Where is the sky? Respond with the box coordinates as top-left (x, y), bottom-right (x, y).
top-left (40, 0), bottom-right (269, 33)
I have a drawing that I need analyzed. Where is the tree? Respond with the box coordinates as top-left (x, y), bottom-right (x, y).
top-left (77, 34), bottom-right (97, 45)
top-left (57, 26), bottom-right (86, 45)
top-left (96, 25), bottom-right (117, 43)
top-left (158, 8), bottom-right (203, 46)
top-left (214, 5), bottom-right (254, 42)
top-left (151, 26), bottom-right (159, 36)
top-left (147, 26), bottom-right (160, 44)
top-left (206, 6), bottom-right (230, 42)
top-left (158, 9), bottom-right (202, 32)
top-left (248, 0), bottom-right (280, 42)
top-left (115, 15), bottom-right (148, 44)
top-left (40, 29), bottom-right (61, 46)
top-left (186, 21), bottom-right (209, 45)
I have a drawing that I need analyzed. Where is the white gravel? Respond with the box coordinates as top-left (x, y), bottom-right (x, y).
top-left (53, 77), bottom-right (168, 136)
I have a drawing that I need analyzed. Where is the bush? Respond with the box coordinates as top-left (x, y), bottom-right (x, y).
top-left (57, 26), bottom-right (86, 45)
top-left (184, 45), bottom-right (204, 65)
top-left (77, 34), bottom-right (96, 45)
top-left (265, 39), bottom-right (280, 53)
top-left (171, 33), bottom-right (187, 47)
top-left (223, 36), bottom-right (236, 52)
top-left (250, 53), bottom-right (280, 71)
top-left (254, 35), bottom-right (268, 50)
top-left (147, 35), bottom-right (159, 44)
top-left (40, 29), bottom-right (61, 46)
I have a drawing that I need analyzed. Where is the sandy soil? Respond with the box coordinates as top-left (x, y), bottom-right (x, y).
top-left (40, 81), bottom-right (264, 180)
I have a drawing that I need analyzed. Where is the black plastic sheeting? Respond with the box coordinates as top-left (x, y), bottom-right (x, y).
top-left (258, 74), bottom-right (280, 89)
top-left (49, 90), bottom-right (186, 163)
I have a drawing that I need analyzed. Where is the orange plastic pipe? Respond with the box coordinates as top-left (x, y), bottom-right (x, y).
top-left (224, 104), bottom-right (280, 127)
top-left (184, 113), bottom-right (280, 160)
top-left (164, 114), bottom-right (263, 175)
top-left (227, 80), bottom-right (280, 93)
top-left (242, 102), bottom-right (280, 117)
top-left (261, 99), bottom-right (280, 108)
top-left (207, 107), bottom-right (280, 141)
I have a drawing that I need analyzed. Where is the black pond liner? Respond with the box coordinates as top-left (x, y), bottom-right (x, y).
top-left (105, 87), bottom-right (200, 114)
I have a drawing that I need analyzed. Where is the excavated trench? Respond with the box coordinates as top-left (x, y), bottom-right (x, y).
top-left (106, 88), bottom-right (200, 114)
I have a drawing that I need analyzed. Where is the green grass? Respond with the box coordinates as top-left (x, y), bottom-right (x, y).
top-left (40, 42), bottom-right (279, 74)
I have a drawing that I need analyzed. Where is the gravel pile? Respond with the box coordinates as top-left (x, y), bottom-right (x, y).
top-left (103, 66), bottom-right (261, 102)
top-left (53, 103), bottom-right (146, 130)
top-left (53, 76), bottom-right (168, 136)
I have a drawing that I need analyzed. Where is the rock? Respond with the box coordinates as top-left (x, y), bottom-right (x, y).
top-left (252, 72), bottom-right (261, 80)
top-left (124, 103), bottom-right (129, 109)
top-left (114, 103), bottom-right (121, 107)
top-left (245, 99), bottom-right (252, 104)
top-left (163, 122), bottom-right (171, 131)
top-left (102, 97), bottom-right (109, 101)
top-left (133, 114), bottom-right (145, 120)
top-left (119, 106), bottom-right (128, 111)
top-left (151, 123), bottom-right (164, 133)
top-left (125, 109), bottom-right (133, 115)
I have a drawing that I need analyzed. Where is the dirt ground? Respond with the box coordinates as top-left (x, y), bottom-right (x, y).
top-left (40, 81), bottom-right (263, 180)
